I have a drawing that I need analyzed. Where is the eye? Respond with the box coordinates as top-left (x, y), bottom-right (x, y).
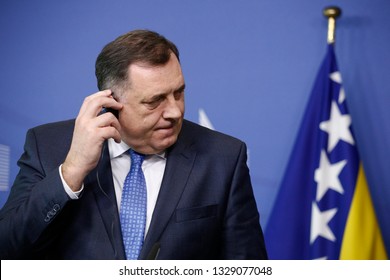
top-left (143, 96), bottom-right (164, 109)
top-left (174, 86), bottom-right (185, 100)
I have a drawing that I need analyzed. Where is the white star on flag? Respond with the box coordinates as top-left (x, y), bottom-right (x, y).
top-left (330, 71), bottom-right (342, 83)
top-left (329, 71), bottom-right (346, 104)
top-left (338, 87), bottom-right (346, 104)
top-left (319, 101), bottom-right (354, 152)
top-left (310, 202), bottom-right (337, 244)
top-left (314, 150), bottom-right (347, 201)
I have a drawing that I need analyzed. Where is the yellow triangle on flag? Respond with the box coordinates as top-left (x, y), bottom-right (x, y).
top-left (340, 164), bottom-right (388, 259)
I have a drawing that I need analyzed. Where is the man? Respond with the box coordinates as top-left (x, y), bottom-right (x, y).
top-left (0, 30), bottom-right (268, 259)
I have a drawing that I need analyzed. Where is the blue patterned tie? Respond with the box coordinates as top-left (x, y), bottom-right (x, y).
top-left (120, 149), bottom-right (147, 260)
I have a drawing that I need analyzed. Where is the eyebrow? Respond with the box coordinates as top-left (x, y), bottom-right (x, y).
top-left (143, 83), bottom-right (186, 102)
top-left (174, 84), bottom-right (186, 93)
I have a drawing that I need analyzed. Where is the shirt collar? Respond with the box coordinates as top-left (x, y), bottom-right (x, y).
top-left (107, 138), bottom-right (166, 159)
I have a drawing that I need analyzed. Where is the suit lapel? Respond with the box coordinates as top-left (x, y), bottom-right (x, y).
top-left (140, 126), bottom-right (196, 259)
top-left (86, 142), bottom-right (126, 259)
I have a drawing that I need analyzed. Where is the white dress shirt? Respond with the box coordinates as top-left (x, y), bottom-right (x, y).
top-left (60, 138), bottom-right (166, 236)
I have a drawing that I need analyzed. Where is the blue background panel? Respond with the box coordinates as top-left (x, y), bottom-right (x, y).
top-left (1, 0), bottom-right (389, 254)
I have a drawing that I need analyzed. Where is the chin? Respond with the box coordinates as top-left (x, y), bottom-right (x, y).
top-left (153, 134), bottom-right (178, 152)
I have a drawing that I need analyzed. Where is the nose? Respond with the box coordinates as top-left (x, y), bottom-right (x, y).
top-left (162, 94), bottom-right (184, 120)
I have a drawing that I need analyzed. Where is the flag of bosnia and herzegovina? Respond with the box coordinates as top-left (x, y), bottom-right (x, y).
top-left (265, 44), bottom-right (388, 260)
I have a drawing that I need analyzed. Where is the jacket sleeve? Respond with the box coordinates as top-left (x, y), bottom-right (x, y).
top-left (0, 128), bottom-right (70, 259)
top-left (221, 142), bottom-right (268, 259)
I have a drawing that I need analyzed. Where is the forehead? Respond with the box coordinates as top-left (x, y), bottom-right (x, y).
top-left (127, 54), bottom-right (184, 92)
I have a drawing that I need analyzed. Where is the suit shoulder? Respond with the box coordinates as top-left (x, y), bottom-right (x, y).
top-left (26, 119), bottom-right (75, 147)
top-left (181, 120), bottom-right (245, 147)
top-left (30, 119), bottom-right (75, 136)
top-left (31, 119), bottom-right (75, 132)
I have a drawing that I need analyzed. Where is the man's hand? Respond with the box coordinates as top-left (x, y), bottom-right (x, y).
top-left (62, 90), bottom-right (123, 191)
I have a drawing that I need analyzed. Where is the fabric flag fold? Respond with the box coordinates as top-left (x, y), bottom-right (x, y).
top-left (265, 44), bottom-right (388, 260)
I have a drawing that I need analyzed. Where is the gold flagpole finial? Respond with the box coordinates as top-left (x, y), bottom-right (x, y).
top-left (323, 6), bottom-right (342, 44)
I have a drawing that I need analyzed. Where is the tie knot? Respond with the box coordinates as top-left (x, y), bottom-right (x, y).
top-left (129, 149), bottom-right (145, 165)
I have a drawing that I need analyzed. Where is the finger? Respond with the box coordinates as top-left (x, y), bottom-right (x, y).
top-left (98, 126), bottom-right (122, 143)
top-left (96, 111), bottom-right (121, 130)
top-left (92, 112), bottom-right (122, 142)
top-left (77, 90), bottom-right (112, 117)
top-left (78, 90), bottom-right (123, 119)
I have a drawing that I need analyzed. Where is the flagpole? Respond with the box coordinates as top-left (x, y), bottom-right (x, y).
top-left (323, 6), bottom-right (342, 44)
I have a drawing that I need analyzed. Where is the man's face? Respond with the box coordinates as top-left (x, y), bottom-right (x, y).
top-left (117, 53), bottom-right (185, 154)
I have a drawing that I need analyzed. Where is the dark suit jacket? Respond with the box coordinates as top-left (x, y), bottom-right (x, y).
top-left (0, 119), bottom-right (267, 259)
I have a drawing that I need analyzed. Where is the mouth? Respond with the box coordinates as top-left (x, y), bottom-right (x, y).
top-left (155, 119), bottom-right (183, 137)
top-left (157, 125), bottom-right (174, 130)
top-left (155, 122), bottom-right (180, 137)
top-left (156, 121), bottom-right (177, 131)
top-left (156, 126), bottom-right (175, 136)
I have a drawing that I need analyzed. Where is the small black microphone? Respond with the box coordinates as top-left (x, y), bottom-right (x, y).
top-left (145, 242), bottom-right (161, 260)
